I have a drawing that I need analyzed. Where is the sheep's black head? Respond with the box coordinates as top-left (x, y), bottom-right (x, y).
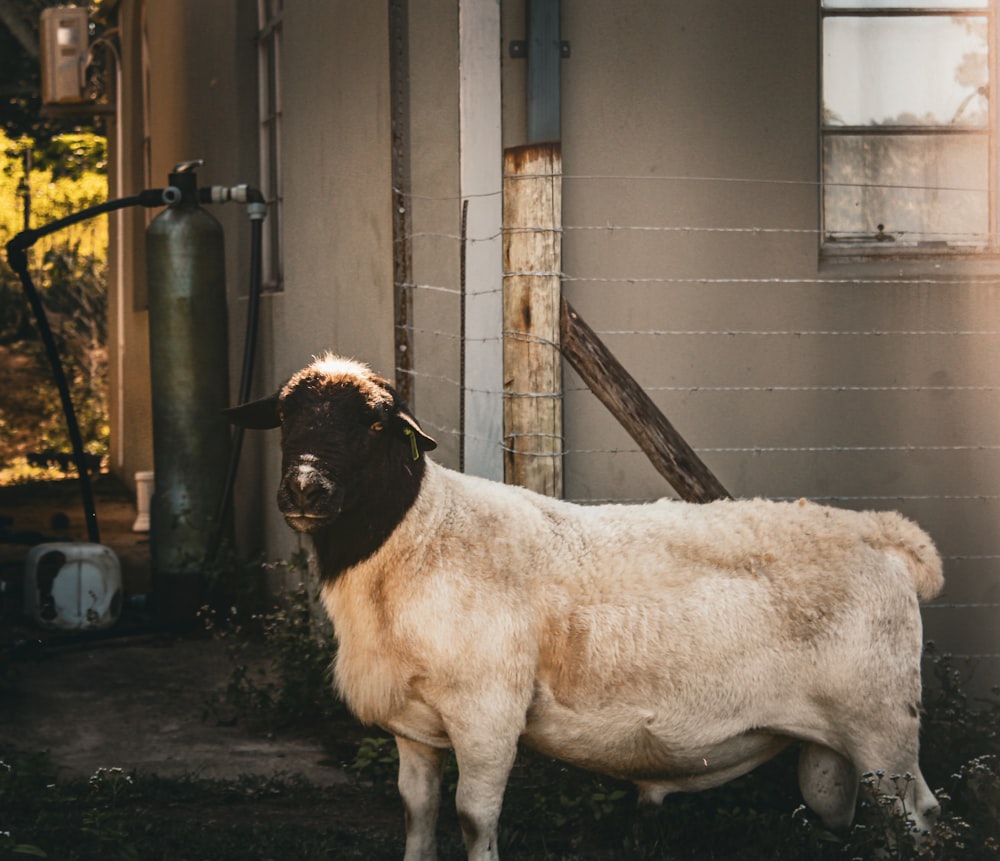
top-left (226, 355), bottom-right (436, 543)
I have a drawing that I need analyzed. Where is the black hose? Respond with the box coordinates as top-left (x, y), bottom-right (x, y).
top-left (209, 203), bottom-right (265, 561)
top-left (7, 256), bottom-right (101, 543)
top-left (6, 191), bottom-right (164, 256)
top-left (5, 192), bottom-right (166, 545)
top-left (235, 215), bottom-right (265, 407)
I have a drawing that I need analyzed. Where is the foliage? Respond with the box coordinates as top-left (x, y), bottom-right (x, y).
top-left (0, 128), bottom-right (109, 484)
top-left (202, 567), bottom-right (345, 735)
top-left (349, 736), bottom-right (403, 788)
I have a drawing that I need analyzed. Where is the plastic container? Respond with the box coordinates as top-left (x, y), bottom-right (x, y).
top-left (23, 542), bottom-right (122, 631)
top-left (133, 470), bottom-right (154, 532)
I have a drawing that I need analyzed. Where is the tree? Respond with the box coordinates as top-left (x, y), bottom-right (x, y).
top-left (0, 1), bottom-right (111, 480)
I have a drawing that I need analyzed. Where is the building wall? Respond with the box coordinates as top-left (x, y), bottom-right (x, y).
top-left (544, 0), bottom-right (999, 683)
top-left (237, 0), bottom-right (397, 569)
top-left (405, 0), bottom-right (463, 470)
top-left (106, 0), bottom-right (150, 492)
top-left (108, 0), bottom-right (998, 682)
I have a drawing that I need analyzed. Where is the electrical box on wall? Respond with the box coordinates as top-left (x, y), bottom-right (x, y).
top-left (40, 6), bottom-right (89, 105)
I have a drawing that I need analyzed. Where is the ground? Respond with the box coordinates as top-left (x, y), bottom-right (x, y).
top-left (4, 479), bottom-right (994, 860)
top-left (0, 476), bottom-right (421, 857)
top-left (2, 631), bottom-right (350, 785)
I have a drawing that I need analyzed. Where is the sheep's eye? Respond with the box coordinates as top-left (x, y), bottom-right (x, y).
top-left (370, 420), bottom-right (385, 432)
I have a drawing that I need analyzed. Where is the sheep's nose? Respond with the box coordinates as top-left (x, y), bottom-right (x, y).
top-left (280, 460), bottom-right (334, 513)
top-left (283, 478), bottom-right (327, 512)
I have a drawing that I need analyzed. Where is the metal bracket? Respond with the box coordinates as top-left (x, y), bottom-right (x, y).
top-left (509, 40), bottom-right (570, 59)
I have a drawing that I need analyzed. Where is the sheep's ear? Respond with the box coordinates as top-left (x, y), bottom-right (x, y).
top-left (224, 392), bottom-right (282, 429)
top-left (395, 407), bottom-right (437, 453)
top-left (383, 382), bottom-right (437, 453)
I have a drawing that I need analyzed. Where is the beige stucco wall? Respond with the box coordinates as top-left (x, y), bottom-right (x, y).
top-left (545, 0), bottom-right (999, 682)
top-left (108, 0), bottom-right (998, 683)
top-left (240, 0), bottom-right (397, 568)
top-left (105, 0), bottom-right (150, 493)
top-left (405, 0), bottom-right (463, 471)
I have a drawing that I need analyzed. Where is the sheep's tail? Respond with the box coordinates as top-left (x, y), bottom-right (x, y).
top-left (873, 512), bottom-right (945, 602)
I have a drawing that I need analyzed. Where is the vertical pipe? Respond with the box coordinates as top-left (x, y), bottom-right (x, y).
top-left (459, 198), bottom-right (468, 472)
top-left (526, 0), bottom-right (561, 144)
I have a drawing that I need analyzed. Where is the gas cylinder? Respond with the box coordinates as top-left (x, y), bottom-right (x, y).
top-left (146, 161), bottom-right (232, 623)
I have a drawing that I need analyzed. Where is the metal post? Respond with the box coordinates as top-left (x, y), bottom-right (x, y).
top-left (527, 0), bottom-right (561, 143)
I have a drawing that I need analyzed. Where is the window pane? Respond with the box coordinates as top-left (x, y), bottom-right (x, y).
top-left (824, 134), bottom-right (989, 243)
top-left (824, 16), bottom-right (989, 126)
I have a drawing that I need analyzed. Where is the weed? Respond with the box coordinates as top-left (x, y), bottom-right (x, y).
top-left (203, 568), bottom-right (345, 736)
top-left (348, 736), bottom-right (400, 789)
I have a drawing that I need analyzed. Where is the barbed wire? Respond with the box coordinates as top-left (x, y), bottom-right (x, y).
top-left (391, 173), bottom-right (1000, 655)
top-left (396, 171), bottom-right (992, 198)
top-left (399, 224), bottom-right (990, 243)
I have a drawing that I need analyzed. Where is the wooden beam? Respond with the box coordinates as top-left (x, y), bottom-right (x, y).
top-left (560, 297), bottom-right (731, 504)
top-left (503, 142), bottom-right (563, 496)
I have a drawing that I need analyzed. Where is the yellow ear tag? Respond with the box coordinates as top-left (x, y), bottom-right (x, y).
top-left (403, 427), bottom-right (421, 461)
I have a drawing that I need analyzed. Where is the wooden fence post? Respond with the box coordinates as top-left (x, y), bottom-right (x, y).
top-left (502, 143), bottom-right (563, 496)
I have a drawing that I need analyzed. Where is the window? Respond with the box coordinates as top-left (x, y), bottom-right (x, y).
top-left (258, 0), bottom-right (283, 288)
top-left (821, 1), bottom-right (994, 253)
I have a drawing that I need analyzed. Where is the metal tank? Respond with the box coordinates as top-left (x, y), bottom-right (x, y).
top-left (146, 162), bottom-right (232, 623)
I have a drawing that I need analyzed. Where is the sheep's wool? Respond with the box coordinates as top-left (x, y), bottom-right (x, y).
top-left (243, 355), bottom-right (944, 861)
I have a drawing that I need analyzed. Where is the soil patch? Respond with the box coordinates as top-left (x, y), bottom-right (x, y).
top-left (0, 476), bottom-right (362, 784)
top-left (0, 633), bottom-right (353, 784)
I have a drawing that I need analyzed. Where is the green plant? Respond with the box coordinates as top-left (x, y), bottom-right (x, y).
top-left (79, 769), bottom-right (138, 861)
top-left (0, 754), bottom-right (56, 860)
top-left (349, 736), bottom-right (400, 788)
top-left (0, 129), bottom-right (109, 484)
top-left (0, 750), bottom-right (405, 860)
top-left (205, 564), bottom-right (344, 735)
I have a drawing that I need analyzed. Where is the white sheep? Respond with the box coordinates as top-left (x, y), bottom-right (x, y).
top-left (227, 353), bottom-right (944, 861)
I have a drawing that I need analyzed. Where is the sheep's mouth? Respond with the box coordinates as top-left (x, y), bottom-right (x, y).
top-left (277, 491), bottom-right (343, 533)
top-left (282, 510), bottom-right (338, 533)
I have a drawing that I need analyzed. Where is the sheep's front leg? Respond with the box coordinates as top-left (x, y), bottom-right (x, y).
top-left (397, 736), bottom-right (446, 861)
top-left (452, 735), bottom-right (518, 861)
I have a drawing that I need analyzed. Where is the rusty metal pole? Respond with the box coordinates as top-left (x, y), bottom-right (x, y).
top-left (389, 0), bottom-right (413, 405)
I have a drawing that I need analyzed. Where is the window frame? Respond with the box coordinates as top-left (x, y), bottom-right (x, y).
top-left (820, 2), bottom-right (999, 260)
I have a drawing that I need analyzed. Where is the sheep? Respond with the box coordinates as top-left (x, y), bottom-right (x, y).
top-left (227, 352), bottom-right (945, 861)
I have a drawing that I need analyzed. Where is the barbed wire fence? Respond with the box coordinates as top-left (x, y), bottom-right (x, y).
top-left (393, 168), bottom-right (1000, 668)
